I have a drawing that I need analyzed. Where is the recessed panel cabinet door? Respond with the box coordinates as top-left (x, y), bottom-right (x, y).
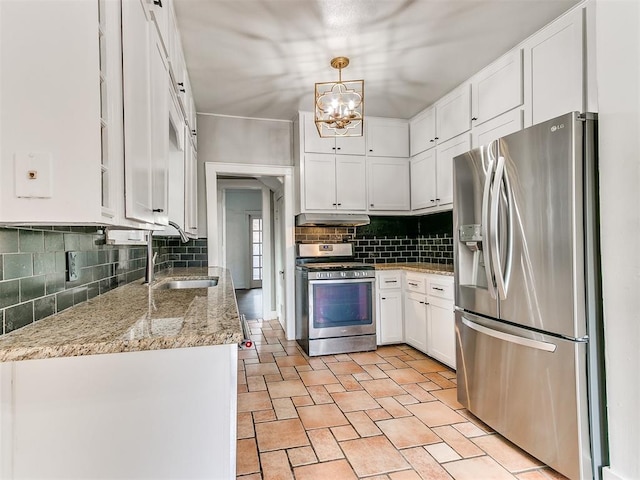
top-left (378, 290), bottom-right (404, 345)
top-left (435, 134), bottom-right (471, 207)
top-left (335, 156), bottom-right (366, 210)
top-left (436, 83), bottom-right (471, 143)
top-left (304, 153), bottom-right (337, 210)
top-left (404, 292), bottom-right (428, 353)
top-left (367, 158), bottom-right (410, 211)
top-left (410, 107), bottom-right (437, 156)
top-left (150, 36), bottom-right (169, 226)
top-left (410, 149), bottom-right (437, 210)
top-left (427, 298), bottom-right (456, 369)
top-left (123, 0), bottom-right (154, 224)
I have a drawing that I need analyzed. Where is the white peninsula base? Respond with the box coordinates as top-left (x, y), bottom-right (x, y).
top-left (0, 344), bottom-right (237, 479)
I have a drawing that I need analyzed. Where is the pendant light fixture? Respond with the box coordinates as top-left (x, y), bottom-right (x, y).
top-left (314, 56), bottom-right (364, 137)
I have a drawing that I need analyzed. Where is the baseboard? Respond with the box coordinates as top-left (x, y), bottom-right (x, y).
top-left (603, 466), bottom-right (627, 480)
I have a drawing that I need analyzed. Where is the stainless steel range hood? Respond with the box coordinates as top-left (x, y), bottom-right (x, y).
top-left (295, 213), bottom-right (370, 227)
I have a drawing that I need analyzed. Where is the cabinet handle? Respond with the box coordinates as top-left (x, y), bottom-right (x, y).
top-left (332, 147), bottom-right (336, 150)
top-left (435, 198), bottom-right (440, 202)
top-left (430, 199), bottom-right (436, 203)
top-left (337, 147), bottom-right (341, 150)
top-left (384, 280), bottom-right (397, 284)
top-left (370, 204), bottom-right (374, 207)
top-left (408, 282), bottom-right (418, 287)
top-left (430, 139), bottom-right (434, 143)
top-left (332, 203), bottom-right (337, 206)
top-left (153, 208), bottom-right (164, 212)
top-left (369, 149), bottom-right (373, 152)
top-left (191, 130), bottom-right (197, 136)
top-left (381, 297), bottom-right (387, 300)
top-left (337, 203), bottom-right (342, 206)
top-left (471, 117), bottom-right (478, 121)
top-left (434, 137), bottom-right (439, 140)
top-left (153, 0), bottom-right (163, 7)
top-left (433, 287), bottom-right (444, 291)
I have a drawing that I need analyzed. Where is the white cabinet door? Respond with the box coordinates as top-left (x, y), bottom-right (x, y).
top-left (123, 0), bottom-right (154, 224)
top-left (185, 138), bottom-right (198, 235)
top-left (146, 0), bottom-right (169, 56)
top-left (472, 108), bottom-right (524, 148)
top-left (410, 107), bottom-right (437, 156)
top-left (436, 83), bottom-right (472, 143)
top-left (378, 290), bottom-right (404, 345)
top-left (410, 149), bottom-right (437, 210)
top-left (335, 156), bottom-right (367, 210)
top-left (523, 7), bottom-right (584, 127)
top-left (367, 158), bottom-right (410, 211)
top-left (435, 134), bottom-right (471, 207)
top-left (150, 33), bottom-right (169, 226)
top-left (303, 111), bottom-right (336, 154)
top-left (366, 118), bottom-right (409, 157)
top-left (471, 49), bottom-right (523, 127)
top-left (427, 298), bottom-right (456, 369)
top-left (335, 135), bottom-right (366, 156)
top-left (304, 153), bottom-right (337, 210)
top-left (404, 292), bottom-right (428, 353)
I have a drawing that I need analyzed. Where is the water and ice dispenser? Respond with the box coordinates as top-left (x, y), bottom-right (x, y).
top-left (458, 224), bottom-right (488, 288)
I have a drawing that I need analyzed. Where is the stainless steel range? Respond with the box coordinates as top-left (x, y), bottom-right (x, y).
top-left (295, 243), bottom-right (376, 356)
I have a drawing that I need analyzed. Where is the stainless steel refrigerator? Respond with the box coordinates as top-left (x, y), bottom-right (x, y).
top-left (453, 112), bottom-right (607, 480)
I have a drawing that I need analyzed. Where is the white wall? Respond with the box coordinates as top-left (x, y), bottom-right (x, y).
top-left (596, 1), bottom-right (640, 479)
top-left (224, 189), bottom-right (262, 289)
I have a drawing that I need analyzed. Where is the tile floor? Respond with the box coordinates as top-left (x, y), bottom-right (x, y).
top-left (237, 319), bottom-right (568, 480)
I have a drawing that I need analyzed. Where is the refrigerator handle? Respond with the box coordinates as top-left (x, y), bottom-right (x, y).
top-left (490, 156), bottom-right (507, 299)
top-left (502, 164), bottom-right (514, 296)
top-left (481, 156), bottom-right (497, 299)
top-left (461, 316), bottom-right (557, 352)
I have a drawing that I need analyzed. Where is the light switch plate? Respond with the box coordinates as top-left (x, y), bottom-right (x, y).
top-left (14, 152), bottom-right (53, 198)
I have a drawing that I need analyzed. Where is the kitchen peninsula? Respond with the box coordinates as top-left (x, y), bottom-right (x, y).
top-left (0, 268), bottom-right (240, 479)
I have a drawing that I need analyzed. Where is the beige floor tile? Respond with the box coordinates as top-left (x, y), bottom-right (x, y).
top-left (516, 471), bottom-right (551, 480)
top-left (266, 379), bottom-right (309, 398)
top-left (349, 351), bottom-right (388, 365)
top-left (384, 368), bottom-right (426, 386)
top-left (255, 343), bottom-right (284, 353)
top-left (239, 349), bottom-right (259, 360)
top-left (456, 409), bottom-right (495, 433)
top-left (293, 459), bottom-right (357, 480)
top-left (298, 403), bottom-right (349, 429)
top-left (401, 446), bottom-right (454, 480)
top-left (377, 396), bottom-right (413, 418)
top-left (336, 374), bottom-right (365, 391)
top-left (237, 474), bottom-right (262, 480)
top-left (299, 369), bottom-right (339, 386)
top-left (452, 421), bottom-right (487, 438)
top-left (362, 364), bottom-right (390, 379)
top-left (272, 397), bottom-right (298, 420)
top-left (308, 428), bottom-right (345, 461)
top-left (402, 383), bottom-right (437, 403)
top-left (361, 378), bottom-right (407, 398)
top-left (287, 446), bottom-right (317, 467)
top-left (538, 467), bottom-right (570, 479)
top-left (394, 393), bottom-right (419, 405)
top-left (306, 385), bottom-right (334, 404)
top-left (443, 455), bottom-right (515, 480)
top-left (405, 358), bottom-right (447, 373)
top-left (367, 408), bottom-right (393, 421)
top-left (247, 375), bottom-right (267, 392)
top-left (255, 418), bottom-right (310, 452)
top-left (236, 438), bottom-right (260, 476)
top-left (417, 380), bottom-right (441, 391)
top-left (378, 362), bottom-right (396, 371)
top-left (389, 470), bottom-right (423, 480)
top-left (331, 425), bottom-right (360, 441)
top-left (238, 370), bottom-right (247, 385)
top-left (377, 416), bottom-right (440, 449)
top-left (237, 412), bottom-right (255, 439)
top-left (368, 475), bottom-right (392, 480)
top-left (407, 401), bottom-right (466, 427)
top-left (253, 409), bottom-right (277, 423)
top-left (353, 372), bottom-right (374, 381)
top-left (345, 410), bottom-right (383, 437)
top-left (260, 449), bottom-right (294, 480)
top-left (341, 435), bottom-right (410, 477)
top-left (292, 395), bottom-right (314, 407)
top-left (238, 384), bottom-right (249, 394)
top-left (321, 355), bottom-right (338, 363)
top-left (325, 383), bottom-right (346, 393)
top-left (431, 388), bottom-right (465, 410)
top-left (426, 442), bottom-right (463, 463)
top-left (258, 353), bottom-right (275, 364)
top-left (376, 346), bottom-right (407, 357)
top-left (386, 356), bottom-right (411, 369)
top-left (332, 390), bottom-right (381, 412)
top-left (327, 360), bottom-right (366, 375)
top-left (432, 425), bottom-right (485, 458)
top-left (264, 373), bottom-right (283, 383)
top-left (424, 372), bottom-right (457, 389)
top-left (473, 434), bottom-right (544, 473)
top-left (279, 366), bottom-right (301, 381)
top-left (308, 358), bottom-right (329, 370)
top-left (334, 354), bottom-right (352, 361)
top-left (238, 391), bottom-right (272, 413)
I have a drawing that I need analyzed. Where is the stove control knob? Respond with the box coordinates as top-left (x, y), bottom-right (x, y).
top-left (354, 271), bottom-right (360, 277)
top-left (340, 272), bottom-right (346, 277)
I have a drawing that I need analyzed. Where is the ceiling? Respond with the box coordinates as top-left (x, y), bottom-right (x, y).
top-left (173, 0), bottom-right (581, 121)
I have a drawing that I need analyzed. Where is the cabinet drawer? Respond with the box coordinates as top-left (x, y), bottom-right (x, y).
top-left (427, 277), bottom-right (454, 300)
top-left (377, 271), bottom-right (402, 290)
top-left (404, 274), bottom-right (427, 294)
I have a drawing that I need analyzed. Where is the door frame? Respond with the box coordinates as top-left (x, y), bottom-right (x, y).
top-left (205, 163), bottom-right (296, 339)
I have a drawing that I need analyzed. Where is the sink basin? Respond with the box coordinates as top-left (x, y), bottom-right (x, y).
top-left (155, 278), bottom-right (219, 290)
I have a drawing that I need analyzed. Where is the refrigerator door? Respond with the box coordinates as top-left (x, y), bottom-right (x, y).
top-left (456, 310), bottom-right (592, 480)
top-left (453, 143), bottom-right (499, 320)
top-left (496, 112), bottom-right (587, 338)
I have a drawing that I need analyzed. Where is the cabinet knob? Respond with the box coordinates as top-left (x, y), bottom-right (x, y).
top-left (332, 203), bottom-right (337, 206)
top-left (179, 88), bottom-right (186, 93)
top-left (430, 199), bottom-right (436, 203)
top-left (153, 0), bottom-right (163, 6)
top-left (192, 130), bottom-right (197, 136)
top-left (370, 204), bottom-right (374, 207)
top-left (435, 198), bottom-right (440, 202)
top-left (337, 147), bottom-right (341, 150)
top-left (337, 203), bottom-right (342, 206)
top-left (381, 297), bottom-right (386, 300)
top-left (434, 137), bottom-right (439, 140)
top-left (430, 139), bottom-right (435, 143)
top-left (369, 149), bottom-right (373, 152)
top-left (471, 117), bottom-right (478, 121)
top-left (332, 147), bottom-right (336, 150)
top-left (153, 208), bottom-right (164, 213)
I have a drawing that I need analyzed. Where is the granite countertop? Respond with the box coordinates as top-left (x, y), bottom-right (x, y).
top-left (374, 262), bottom-right (454, 276)
top-left (0, 267), bottom-right (243, 363)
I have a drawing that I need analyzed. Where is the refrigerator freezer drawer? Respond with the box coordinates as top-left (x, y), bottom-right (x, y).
top-left (455, 311), bottom-right (592, 480)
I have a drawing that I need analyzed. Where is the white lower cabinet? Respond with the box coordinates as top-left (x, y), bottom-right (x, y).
top-left (377, 271), bottom-right (455, 369)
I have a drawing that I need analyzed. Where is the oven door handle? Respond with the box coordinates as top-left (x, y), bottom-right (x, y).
top-left (308, 278), bottom-right (376, 286)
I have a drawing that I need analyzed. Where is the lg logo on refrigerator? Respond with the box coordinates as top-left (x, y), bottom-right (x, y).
top-left (550, 124), bottom-right (565, 132)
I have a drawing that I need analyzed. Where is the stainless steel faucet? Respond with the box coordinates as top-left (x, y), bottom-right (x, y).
top-left (145, 222), bottom-right (190, 284)
top-left (168, 221), bottom-right (190, 243)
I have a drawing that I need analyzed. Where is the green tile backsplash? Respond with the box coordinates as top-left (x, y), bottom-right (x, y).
top-left (0, 227), bottom-right (208, 336)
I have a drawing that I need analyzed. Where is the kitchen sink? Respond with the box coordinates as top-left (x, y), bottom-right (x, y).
top-left (155, 278), bottom-right (219, 290)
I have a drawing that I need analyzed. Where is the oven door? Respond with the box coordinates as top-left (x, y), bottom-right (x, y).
top-left (308, 278), bottom-right (376, 339)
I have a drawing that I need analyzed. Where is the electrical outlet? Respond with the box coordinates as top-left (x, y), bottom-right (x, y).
top-left (66, 251), bottom-right (79, 281)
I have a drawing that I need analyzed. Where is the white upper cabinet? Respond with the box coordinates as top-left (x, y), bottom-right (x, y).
top-left (367, 158), bottom-right (410, 211)
top-left (472, 108), bottom-right (524, 148)
top-left (435, 83), bottom-right (472, 144)
top-left (366, 118), bottom-right (410, 158)
top-left (410, 107), bottom-right (437, 156)
top-left (303, 153), bottom-right (366, 211)
top-left (435, 133), bottom-right (471, 207)
top-left (471, 49), bottom-right (523, 126)
top-left (146, 0), bottom-right (170, 56)
top-left (302, 111), bottom-right (365, 155)
top-left (410, 149), bottom-right (437, 211)
top-left (523, 7), bottom-right (584, 127)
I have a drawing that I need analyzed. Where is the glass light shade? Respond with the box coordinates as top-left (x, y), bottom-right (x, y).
top-left (315, 78), bottom-right (364, 137)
